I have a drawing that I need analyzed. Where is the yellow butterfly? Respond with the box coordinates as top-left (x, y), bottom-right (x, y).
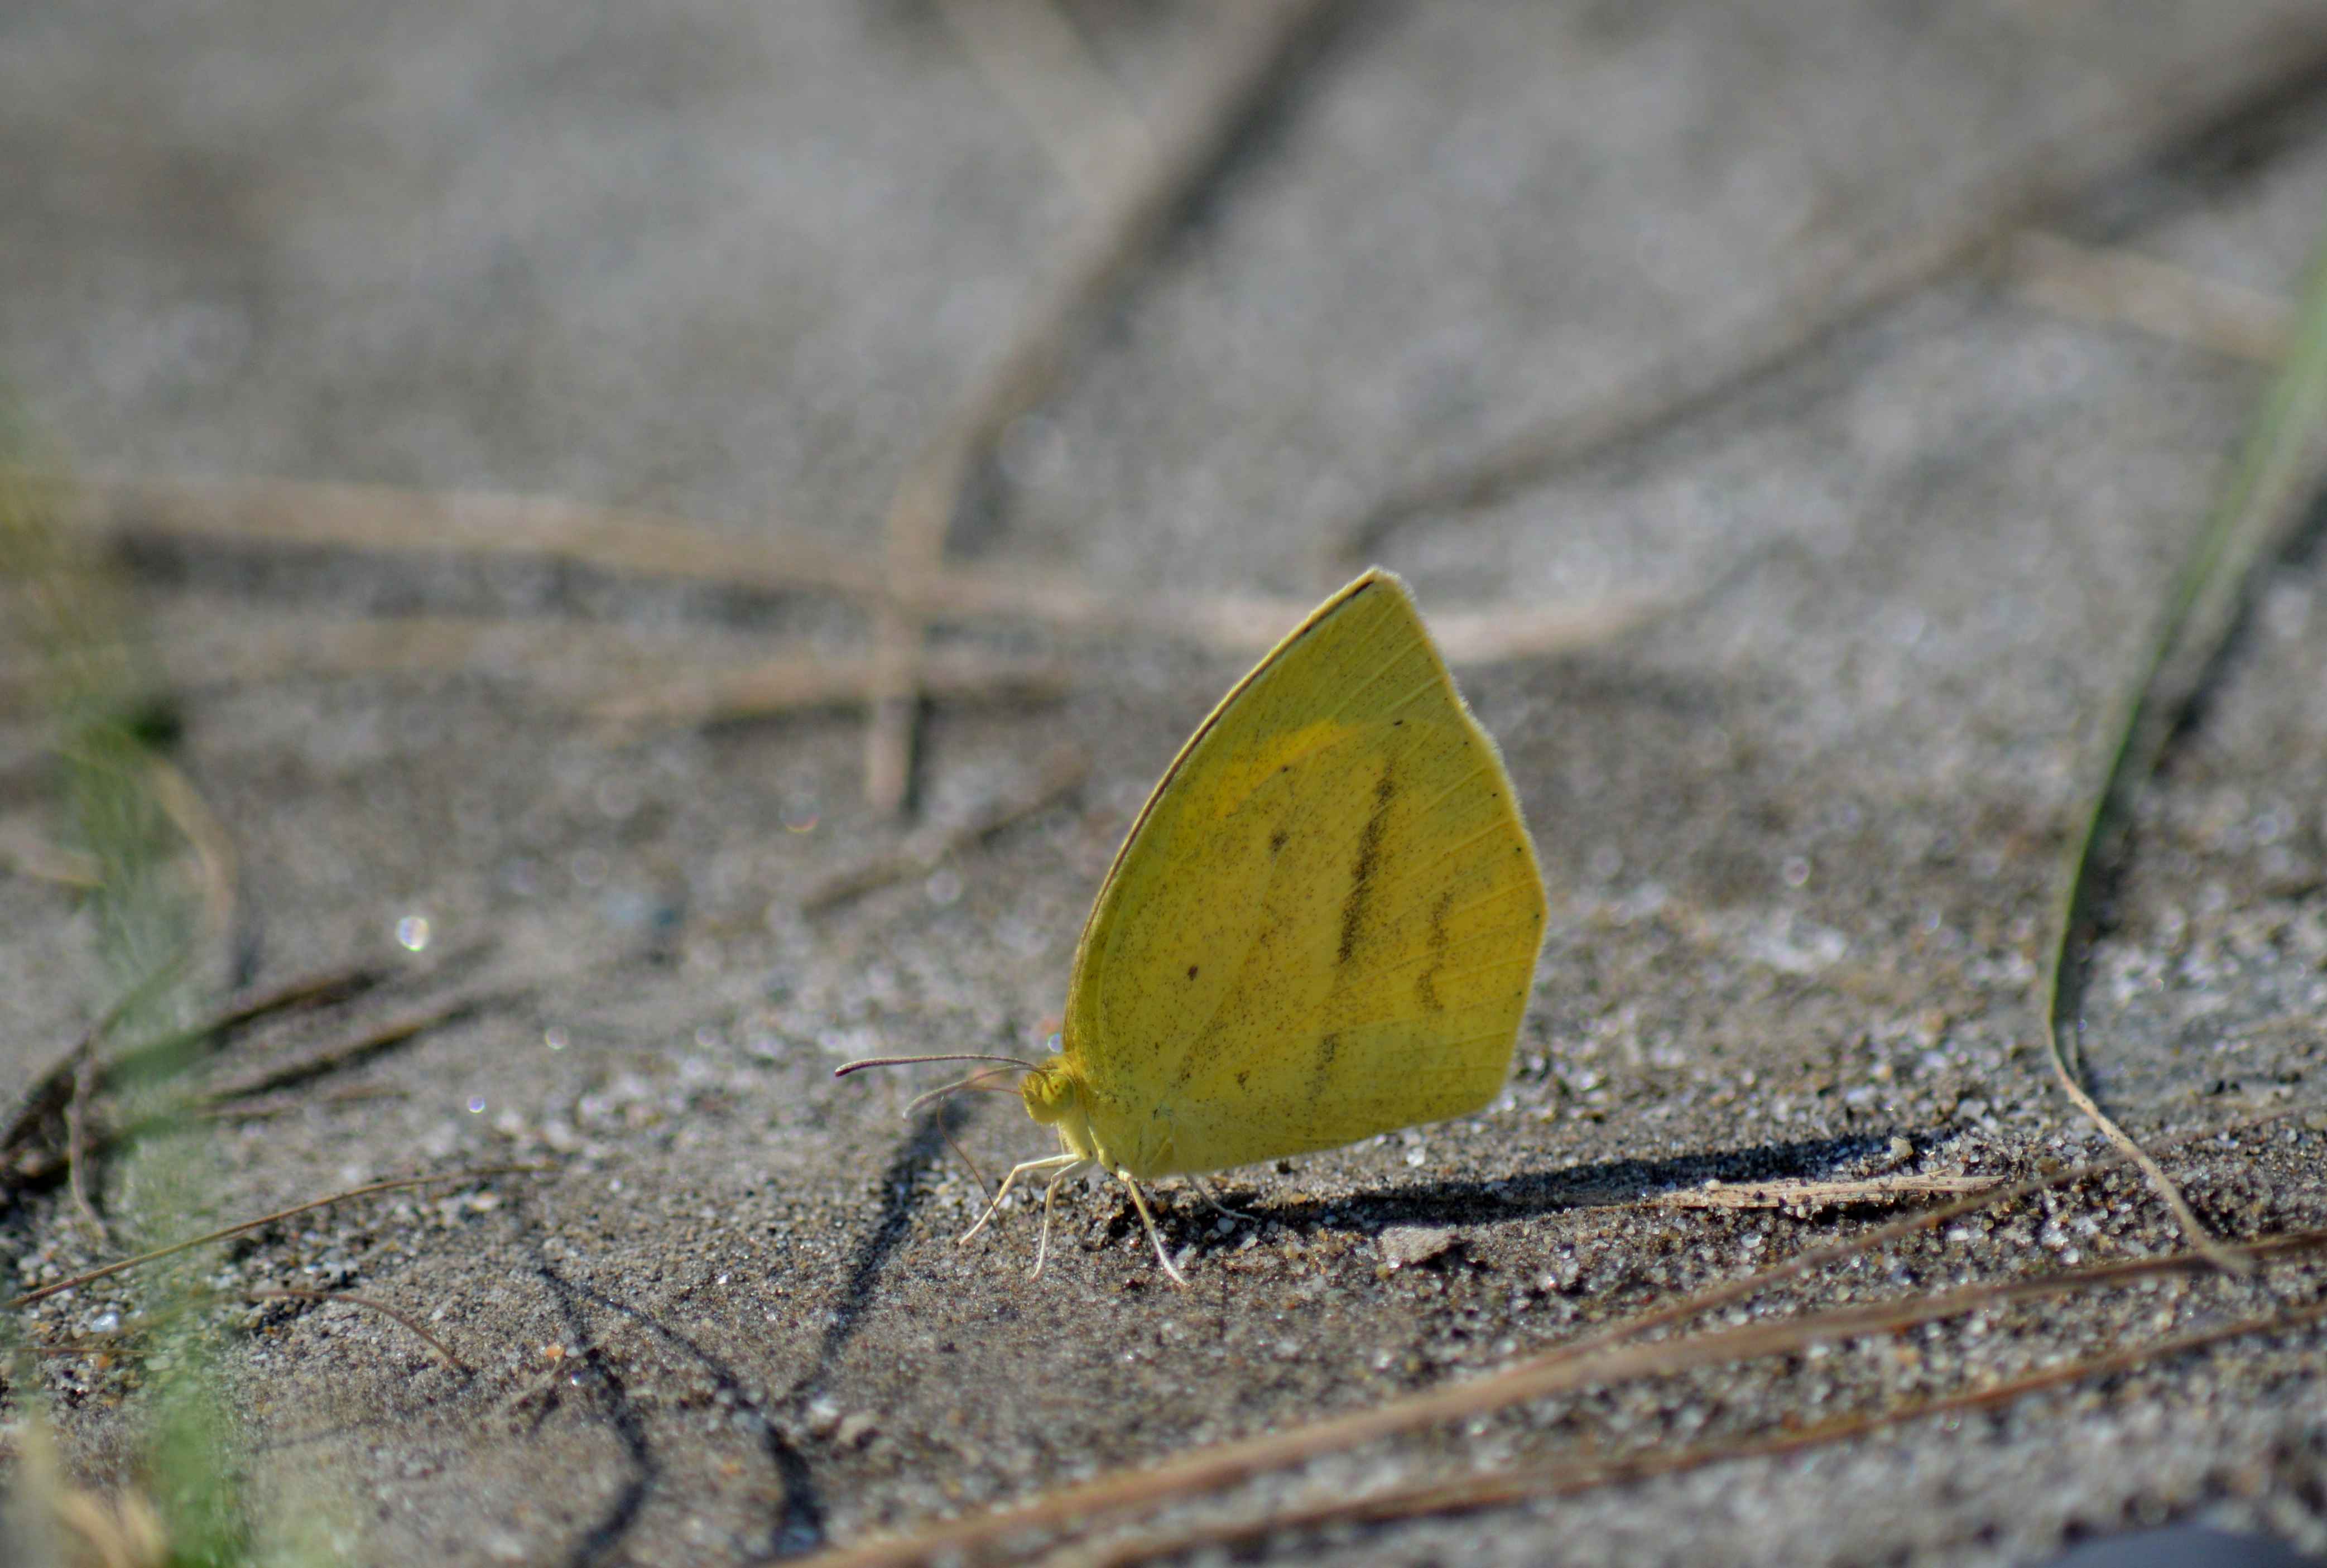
top-left (840, 568), bottom-right (1546, 1284)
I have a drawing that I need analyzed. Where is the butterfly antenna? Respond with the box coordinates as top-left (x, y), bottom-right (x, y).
top-left (903, 1066), bottom-right (1024, 1118)
top-left (833, 1051), bottom-right (1042, 1079)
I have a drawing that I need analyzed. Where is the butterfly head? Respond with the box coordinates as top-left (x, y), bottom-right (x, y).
top-left (1020, 1054), bottom-right (1099, 1162)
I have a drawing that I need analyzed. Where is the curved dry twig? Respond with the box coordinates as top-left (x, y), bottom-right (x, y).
top-left (865, 0), bottom-right (1340, 812)
top-left (38, 1286), bottom-right (469, 1374)
top-left (2035, 208), bottom-right (2327, 1276)
top-left (7, 1165), bottom-right (550, 1310)
top-left (241, 1287), bottom-right (468, 1373)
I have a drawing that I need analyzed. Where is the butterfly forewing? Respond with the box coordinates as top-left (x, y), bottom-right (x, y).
top-left (1061, 570), bottom-right (1547, 1178)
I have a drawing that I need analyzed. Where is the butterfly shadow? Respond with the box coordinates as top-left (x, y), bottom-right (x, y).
top-left (1207, 1128), bottom-right (1912, 1233)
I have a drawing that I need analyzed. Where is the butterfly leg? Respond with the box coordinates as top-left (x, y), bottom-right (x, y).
top-left (959, 1153), bottom-right (1080, 1247)
top-left (1030, 1158), bottom-right (1093, 1280)
top-left (1118, 1173), bottom-right (1191, 1288)
top-left (1188, 1175), bottom-right (1259, 1223)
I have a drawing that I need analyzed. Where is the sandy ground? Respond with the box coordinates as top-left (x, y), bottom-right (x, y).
top-left (3, 2), bottom-right (2326, 1564)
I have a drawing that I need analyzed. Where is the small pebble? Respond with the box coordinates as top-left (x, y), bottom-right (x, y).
top-left (1378, 1225), bottom-right (1459, 1269)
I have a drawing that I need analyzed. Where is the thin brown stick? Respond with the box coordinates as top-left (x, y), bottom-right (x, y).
top-left (64, 1043), bottom-right (107, 1243)
top-left (54, 473), bottom-right (887, 600)
top-left (790, 1118), bottom-right (2291, 1567)
top-left (240, 1287), bottom-right (468, 1373)
top-left (2006, 230), bottom-right (2294, 364)
top-left (42, 472), bottom-right (1657, 665)
top-left (6, 604), bottom-right (840, 705)
top-left (2, 598), bottom-right (1073, 725)
top-left (36, 1286), bottom-right (467, 1374)
top-left (142, 753), bottom-right (237, 956)
top-left (7, 1166), bottom-right (549, 1309)
top-left (805, 746), bottom-right (1088, 913)
top-left (589, 650), bottom-right (1069, 728)
top-left (196, 988), bottom-right (499, 1105)
top-left (1539, 1113), bottom-right (2289, 1370)
top-left (96, 959), bottom-right (387, 1087)
top-left (2033, 208), bottom-right (2327, 1276)
top-left (1327, 13), bottom-right (2327, 562)
top-left (1066, 1273), bottom-right (2327, 1568)
top-left (2, 950), bottom-right (191, 1186)
top-left (1651, 1173), bottom-right (2003, 1212)
top-left (199, 1083), bottom-right (404, 1122)
top-left (863, 0), bottom-right (1338, 812)
top-left (935, 0), bottom-right (1153, 212)
top-left (0, 816), bottom-right (102, 884)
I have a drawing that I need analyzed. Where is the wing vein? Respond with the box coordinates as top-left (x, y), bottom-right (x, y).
top-left (1323, 643), bottom-right (1435, 724)
top-left (1419, 761), bottom-right (1494, 813)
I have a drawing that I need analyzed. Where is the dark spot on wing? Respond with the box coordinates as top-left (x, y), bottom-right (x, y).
top-left (1304, 1031), bottom-right (1342, 1109)
top-left (1268, 828), bottom-right (1288, 854)
top-left (1415, 887), bottom-right (1454, 1014)
top-left (1186, 964), bottom-right (1199, 980)
top-left (1235, 1070), bottom-right (1249, 1090)
top-left (1336, 769), bottom-right (1396, 965)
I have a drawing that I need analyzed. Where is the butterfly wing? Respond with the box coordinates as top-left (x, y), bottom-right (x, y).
top-left (1060, 569), bottom-right (1546, 1178)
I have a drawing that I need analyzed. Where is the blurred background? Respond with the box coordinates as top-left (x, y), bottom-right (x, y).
top-left (4, 3), bottom-right (2327, 1565)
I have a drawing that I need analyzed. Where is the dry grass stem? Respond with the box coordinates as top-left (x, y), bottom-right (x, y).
top-left (3, 960), bottom-right (386, 1197)
top-left (44, 1489), bottom-right (171, 1568)
top-left (0, 1406), bottom-right (166, 1568)
top-left (1651, 1173), bottom-right (2003, 1212)
top-left (805, 745), bottom-right (1089, 913)
top-left (52, 473), bottom-right (883, 599)
top-left (39, 478), bottom-right (1669, 708)
top-left (64, 1044), bottom-right (106, 1243)
top-left (0, 816), bottom-right (102, 884)
top-left (140, 754), bottom-right (235, 958)
top-left (2038, 1050), bottom-right (2238, 1274)
top-left (36, 1287), bottom-right (468, 1375)
top-left (97, 960), bottom-right (387, 1086)
top-left (935, 0), bottom-right (1153, 210)
top-left (41, 477), bottom-right (1675, 735)
top-left (863, 0), bottom-right (1335, 812)
top-left (8, 1165), bottom-right (549, 1310)
top-left (199, 1083), bottom-right (405, 1122)
top-left (2, 953), bottom-right (191, 1192)
top-left (239, 1287), bottom-right (468, 1373)
top-left (1328, 14), bottom-right (2327, 561)
top-left (2006, 229), bottom-right (2294, 363)
top-left (196, 987), bottom-right (500, 1106)
top-left (7, 602), bottom-right (1073, 729)
top-left (2033, 205), bottom-right (2327, 1276)
top-left (1, 606), bottom-right (772, 703)
top-left (1543, 1114), bottom-right (2287, 1365)
top-left (589, 649), bottom-right (1070, 728)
